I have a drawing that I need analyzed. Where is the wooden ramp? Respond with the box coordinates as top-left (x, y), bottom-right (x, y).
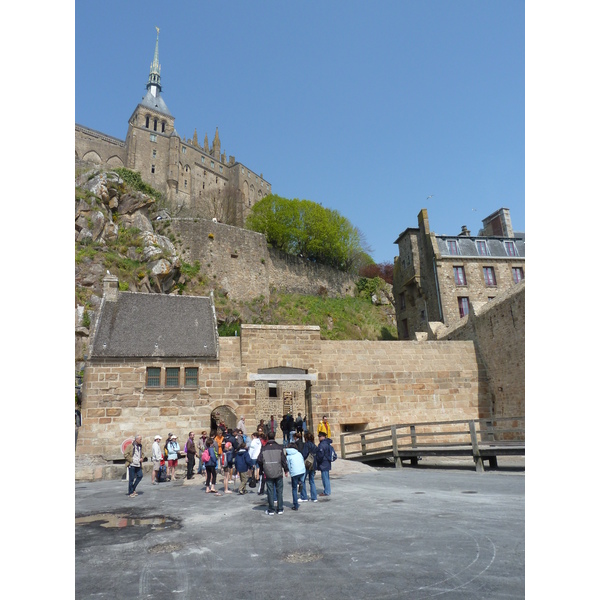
top-left (340, 417), bottom-right (524, 473)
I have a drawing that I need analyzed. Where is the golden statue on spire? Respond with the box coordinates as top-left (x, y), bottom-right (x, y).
top-left (156, 26), bottom-right (160, 35)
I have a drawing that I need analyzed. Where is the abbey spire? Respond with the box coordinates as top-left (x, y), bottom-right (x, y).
top-left (147, 27), bottom-right (162, 97)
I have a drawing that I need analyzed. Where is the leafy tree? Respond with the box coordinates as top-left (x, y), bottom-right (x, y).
top-left (246, 195), bottom-right (369, 271)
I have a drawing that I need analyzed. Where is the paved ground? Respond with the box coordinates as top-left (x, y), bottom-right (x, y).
top-left (75, 459), bottom-right (524, 599)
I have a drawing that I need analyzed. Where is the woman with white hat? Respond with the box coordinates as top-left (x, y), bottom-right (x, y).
top-left (151, 435), bottom-right (162, 485)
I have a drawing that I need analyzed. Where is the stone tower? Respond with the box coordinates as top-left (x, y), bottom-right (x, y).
top-left (124, 27), bottom-right (178, 203)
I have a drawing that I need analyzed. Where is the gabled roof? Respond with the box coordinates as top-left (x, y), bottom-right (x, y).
top-left (91, 292), bottom-right (218, 359)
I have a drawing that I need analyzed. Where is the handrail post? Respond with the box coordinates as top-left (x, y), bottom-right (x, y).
top-left (391, 425), bottom-right (402, 468)
top-left (484, 420), bottom-right (495, 442)
top-left (410, 425), bottom-right (417, 447)
top-left (360, 433), bottom-right (366, 456)
top-left (469, 420), bottom-right (484, 473)
top-left (340, 434), bottom-right (346, 459)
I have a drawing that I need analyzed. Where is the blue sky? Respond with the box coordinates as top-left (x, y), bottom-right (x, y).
top-left (75, 0), bottom-right (524, 264)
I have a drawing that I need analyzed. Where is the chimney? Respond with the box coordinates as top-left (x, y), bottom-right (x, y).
top-left (103, 273), bottom-right (119, 302)
top-left (458, 225), bottom-right (470, 237)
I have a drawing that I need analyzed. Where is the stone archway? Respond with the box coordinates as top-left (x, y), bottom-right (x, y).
top-left (210, 405), bottom-right (237, 433)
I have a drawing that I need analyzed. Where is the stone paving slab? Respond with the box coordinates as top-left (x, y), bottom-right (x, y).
top-left (76, 460), bottom-right (524, 599)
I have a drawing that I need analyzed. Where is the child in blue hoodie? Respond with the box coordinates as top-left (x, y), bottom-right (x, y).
top-left (285, 442), bottom-right (306, 510)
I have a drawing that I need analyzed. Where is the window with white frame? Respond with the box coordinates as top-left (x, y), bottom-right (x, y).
top-left (458, 297), bottom-right (469, 318)
top-left (150, 134), bottom-right (157, 142)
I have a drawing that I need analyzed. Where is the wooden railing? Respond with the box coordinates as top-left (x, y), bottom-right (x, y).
top-left (339, 417), bottom-right (524, 473)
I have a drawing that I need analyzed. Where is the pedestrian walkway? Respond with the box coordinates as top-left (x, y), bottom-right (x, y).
top-left (76, 463), bottom-right (524, 599)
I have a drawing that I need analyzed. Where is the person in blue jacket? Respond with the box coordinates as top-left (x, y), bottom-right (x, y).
top-left (316, 431), bottom-right (333, 497)
top-left (234, 442), bottom-right (254, 494)
top-left (285, 442), bottom-right (306, 510)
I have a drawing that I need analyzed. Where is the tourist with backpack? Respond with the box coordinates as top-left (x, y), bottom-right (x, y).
top-left (316, 430), bottom-right (337, 497)
top-left (300, 432), bottom-right (318, 502)
top-left (196, 431), bottom-right (208, 475)
top-left (202, 438), bottom-right (221, 495)
top-left (257, 432), bottom-right (289, 515)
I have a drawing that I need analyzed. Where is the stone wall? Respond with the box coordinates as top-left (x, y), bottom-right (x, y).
top-left (77, 324), bottom-right (494, 465)
top-left (170, 218), bottom-right (357, 301)
top-left (315, 340), bottom-right (490, 445)
top-left (75, 125), bottom-right (127, 167)
top-left (433, 282), bottom-right (525, 422)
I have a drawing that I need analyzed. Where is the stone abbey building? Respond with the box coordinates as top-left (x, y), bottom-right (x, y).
top-left (75, 29), bottom-right (271, 224)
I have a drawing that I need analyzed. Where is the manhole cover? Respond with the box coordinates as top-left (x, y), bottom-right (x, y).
top-left (282, 550), bottom-right (323, 563)
top-left (75, 513), bottom-right (180, 530)
top-left (148, 543), bottom-right (183, 554)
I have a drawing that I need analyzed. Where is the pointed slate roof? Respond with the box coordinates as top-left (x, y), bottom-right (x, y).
top-left (91, 292), bottom-right (218, 359)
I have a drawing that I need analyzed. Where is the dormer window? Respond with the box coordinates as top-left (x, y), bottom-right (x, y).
top-left (505, 241), bottom-right (517, 256)
top-left (448, 240), bottom-right (459, 255)
top-left (476, 240), bottom-right (489, 256)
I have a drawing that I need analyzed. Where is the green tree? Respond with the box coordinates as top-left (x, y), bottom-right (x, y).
top-left (246, 195), bottom-right (368, 271)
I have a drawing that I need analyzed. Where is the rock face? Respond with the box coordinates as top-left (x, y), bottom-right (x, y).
top-left (75, 167), bottom-right (182, 364)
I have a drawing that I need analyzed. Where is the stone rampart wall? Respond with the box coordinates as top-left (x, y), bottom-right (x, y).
top-left (170, 218), bottom-right (357, 301)
top-left (434, 282), bottom-right (525, 421)
top-left (75, 125), bottom-right (127, 167)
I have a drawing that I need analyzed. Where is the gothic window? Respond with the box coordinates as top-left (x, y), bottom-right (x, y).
top-left (161, 122), bottom-right (165, 133)
top-left (153, 118), bottom-right (158, 131)
top-left (145, 115), bottom-right (150, 128)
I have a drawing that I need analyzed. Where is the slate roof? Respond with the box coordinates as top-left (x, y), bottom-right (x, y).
top-left (140, 89), bottom-right (172, 117)
top-left (436, 236), bottom-right (525, 259)
top-left (91, 292), bottom-right (218, 359)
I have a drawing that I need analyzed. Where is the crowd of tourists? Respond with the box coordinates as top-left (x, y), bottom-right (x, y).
top-left (123, 415), bottom-right (337, 514)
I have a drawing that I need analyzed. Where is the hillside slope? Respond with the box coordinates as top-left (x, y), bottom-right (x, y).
top-left (75, 165), bottom-right (397, 371)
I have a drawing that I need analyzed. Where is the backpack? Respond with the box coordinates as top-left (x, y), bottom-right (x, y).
top-left (184, 441), bottom-right (188, 453)
top-left (304, 452), bottom-right (315, 470)
top-left (201, 449), bottom-right (210, 463)
top-left (157, 463), bottom-right (168, 482)
top-left (330, 446), bottom-right (338, 462)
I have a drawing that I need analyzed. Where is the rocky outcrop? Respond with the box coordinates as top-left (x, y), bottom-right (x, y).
top-left (75, 168), bottom-right (183, 364)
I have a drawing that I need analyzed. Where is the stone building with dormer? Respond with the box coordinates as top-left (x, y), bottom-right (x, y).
top-left (393, 208), bottom-right (525, 340)
top-left (75, 29), bottom-right (271, 225)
